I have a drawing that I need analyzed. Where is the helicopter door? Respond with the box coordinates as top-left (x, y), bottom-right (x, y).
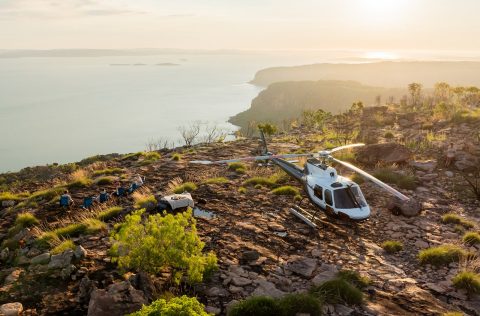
top-left (324, 189), bottom-right (336, 215)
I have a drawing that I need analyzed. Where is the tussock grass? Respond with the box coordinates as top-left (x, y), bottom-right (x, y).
top-left (97, 206), bottom-right (123, 221)
top-left (51, 239), bottom-right (75, 255)
top-left (83, 218), bottom-right (107, 234)
top-left (382, 240), bottom-right (403, 253)
top-left (173, 182), bottom-right (197, 194)
top-left (228, 162), bottom-right (246, 174)
top-left (337, 270), bottom-right (371, 289)
top-left (452, 271), bottom-right (480, 294)
top-left (15, 212), bottom-right (39, 227)
top-left (310, 278), bottom-right (363, 305)
top-left (442, 312), bottom-right (464, 316)
top-left (29, 187), bottom-right (64, 202)
top-left (35, 231), bottom-right (61, 249)
top-left (54, 218), bottom-right (106, 238)
top-left (144, 151), bottom-right (161, 161)
top-left (238, 187), bottom-right (247, 194)
top-left (276, 293), bottom-right (322, 316)
top-left (462, 232), bottom-right (480, 245)
top-left (418, 244), bottom-right (467, 266)
top-left (171, 153), bottom-right (182, 161)
top-left (271, 185), bottom-right (300, 196)
top-left (133, 192), bottom-right (157, 209)
top-left (203, 177), bottom-right (230, 184)
top-left (92, 168), bottom-right (123, 176)
top-left (243, 177), bottom-right (276, 188)
top-left (373, 168), bottom-right (417, 190)
top-left (0, 192), bottom-right (25, 202)
top-left (442, 213), bottom-right (475, 229)
top-left (121, 152), bottom-right (144, 161)
top-left (67, 169), bottom-right (92, 189)
top-left (228, 296), bottom-right (282, 316)
top-left (95, 176), bottom-right (116, 185)
top-left (349, 173), bottom-right (365, 184)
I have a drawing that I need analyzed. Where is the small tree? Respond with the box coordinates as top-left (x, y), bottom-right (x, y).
top-left (408, 82), bottom-right (423, 109)
top-left (128, 296), bottom-right (211, 316)
top-left (110, 209), bottom-right (217, 284)
top-left (463, 167), bottom-right (480, 201)
top-left (257, 123), bottom-right (278, 137)
top-left (178, 121), bottom-right (201, 147)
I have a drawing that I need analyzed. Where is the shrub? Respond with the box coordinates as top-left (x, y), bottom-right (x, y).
top-left (0, 192), bottom-right (24, 202)
top-left (51, 239), bottom-right (75, 255)
top-left (271, 186), bottom-right (300, 196)
top-left (173, 182), bottom-right (197, 194)
top-left (373, 168), bottom-right (417, 190)
top-left (228, 296), bottom-right (282, 316)
top-left (110, 209), bottom-right (217, 284)
top-left (384, 131), bottom-right (395, 139)
top-left (203, 177), bottom-right (229, 184)
top-left (172, 153), bottom-right (182, 161)
top-left (336, 270), bottom-right (371, 289)
top-left (462, 232), bottom-right (480, 245)
top-left (133, 193), bottom-right (157, 209)
top-left (128, 295), bottom-right (211, 316)
top-left (258, 123), bottom-right (278, 136)
top-left (97, 206), bottom-right (124, 221)
top-left (442, 213), bottom-right (475, 229)
top-left (276, 293), bottom-right (322, 316)
top-left (228, 162), bottom-right (247, 174)
top-left (15, 212), bottom-right (39, 227)
top-left (95, 176), bottom-right (116, 185)
top-left (92, 168), bottom-right (124, 176)
top-left (310, 278), bottom-right (363, 305)
top-left (238, 187), bottom-right (247, 194)
top-left (452, 271), bottom-right (480, 294)
top-left (418, 244), bottom-right (467, 266)
top-left (144, 152), bottom-right (161, 161)
top-left (381, 240), bottom-right (403, 253)
top-left (243, 177), bottom-right (276, 188)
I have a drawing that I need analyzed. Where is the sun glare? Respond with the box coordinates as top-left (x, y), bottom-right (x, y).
top-left (364, 51), bottom-right (399, 60)
top-left (354, 0), bottom-right (410, 24)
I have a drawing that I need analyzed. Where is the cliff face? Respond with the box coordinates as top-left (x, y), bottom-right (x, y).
top-left (251, 61), bottom-right (480, 87)
top-left (229, 80), bottom-right (405, 129)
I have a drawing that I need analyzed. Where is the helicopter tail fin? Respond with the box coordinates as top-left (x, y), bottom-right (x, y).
top-left (259, 128), bottom-right (269, 154)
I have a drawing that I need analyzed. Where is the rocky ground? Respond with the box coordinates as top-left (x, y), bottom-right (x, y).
top-left (0, 107), bottom-right (479, 316)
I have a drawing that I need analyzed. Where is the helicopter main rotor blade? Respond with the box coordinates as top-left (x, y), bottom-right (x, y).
top-left (331, 157), bottom-right (410, 201)
top-left (329, 143), bottom-right (365, 154)
top-left (190, 153), bottom-right (313, 165)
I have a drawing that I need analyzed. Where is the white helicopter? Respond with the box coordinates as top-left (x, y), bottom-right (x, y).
top-left (191, 132), bottom-right (416, 223)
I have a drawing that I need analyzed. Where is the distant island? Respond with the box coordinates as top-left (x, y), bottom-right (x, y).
top-left (251, 61), bottom-right (480, 88)
top-left (156, 62), bottom-right (180, 66)
top-left (109, 62), bottom-right (180, 66)
top-left (230, 80), bottom-right (405, 130)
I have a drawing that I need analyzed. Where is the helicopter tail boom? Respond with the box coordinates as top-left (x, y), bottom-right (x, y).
top-left (272, 158), bottom-right (305, 182)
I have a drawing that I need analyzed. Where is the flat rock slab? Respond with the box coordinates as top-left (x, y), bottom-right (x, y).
top-left (285, 256), bottom-right (317, 278)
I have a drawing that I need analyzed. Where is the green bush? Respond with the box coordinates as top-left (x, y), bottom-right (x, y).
top-left (95, 176), bottom-right (116, 185)
top-left (381, 240), bottom-right (403, 253)
top-left (92, 168), bottom-right (124, 176)
top-left (15, 212), bottom-right (39, 227)
top-left (276, 293), bottom-right (322, 316)
top-left (203, 177), bottom-right (230, 184)
top-left (418, 244), bottom-right (467, 266)
top-left (228, 296), bottom-right (282, 316)
top-left (228, 162), bottom-right (247, 174)
top-left (373, 168), bottom-right (417, 190)
top-left (243, 177), bottom-right (276, 188)
top-left (310, 278), bottom-right (363, 305)
top-left (452, 271), bottom-right (480, 294)
top-left (51, 239), bottom-right (76, 255)
top-left (110, 209), bottom-right (217, 284)
top-left (271, 186), bottom-right (300, 196)
top-left (173, 182), bottom-right (197, 194)
top-left (128, 295), bottom-right (211, 316)
top-left (336, 270), bottom-right (371, 289)
top-left (462, 232), bottom-right (480, 245)
top-left (442, 213), bottom-right (475, 229)
top-left (97, 206), bottom-right (124, 221)
top-left (172, 153), bottom-right (182, 161)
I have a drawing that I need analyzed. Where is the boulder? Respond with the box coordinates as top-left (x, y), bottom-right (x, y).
top-left (241, 250), bottom-right (260, 262)
top-left (410, 160), bottom-right (437, 172)
top-left (48, 250), bottom-right (73, 270)
top-left (74, 245), bottom-right (87, 260)
top-left (87, 281), bottom-right (147, 316)
top-left (0, 302), bottom-right (23, 316)
top-left (251, 279), bottom-right (286, 298)
top-left (128, 272), bottom-right (158, 302)
top-left (388, 197), bottom-right (422, 217)
top-left (4, 269), bottom-right (23, 285)
top-left (285, 256), bottom-right (317, 278)
top-left (30, 253), bottom-right (50, 265)
top-left (356, 143), bottom-right (411, 165)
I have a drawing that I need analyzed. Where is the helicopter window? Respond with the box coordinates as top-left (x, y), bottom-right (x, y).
top-left (334, 187), bottom-right (367, 209)
top-left (325, 189), bottom-right (333, 206)
top-left (313, 185), bottom-right (323, 200)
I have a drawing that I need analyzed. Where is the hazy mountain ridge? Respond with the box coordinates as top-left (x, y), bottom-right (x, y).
top-left (251, 61), bottom-right (480, 88)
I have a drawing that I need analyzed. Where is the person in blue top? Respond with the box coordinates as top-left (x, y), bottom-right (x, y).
top-left (60, 190), bottom-right (74, 206)
top-left (98, 189), bottom-right (109, 203)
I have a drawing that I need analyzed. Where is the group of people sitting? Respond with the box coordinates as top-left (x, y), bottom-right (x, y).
top-left (59, 175), bottom-right (145, 208)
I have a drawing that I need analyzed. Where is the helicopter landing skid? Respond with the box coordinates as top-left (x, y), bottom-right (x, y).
top-left (289, 205), bottom-right (319, 228)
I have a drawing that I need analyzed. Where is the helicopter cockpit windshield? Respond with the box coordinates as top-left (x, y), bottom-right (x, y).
top-left (334, 186), bottom-right (367, 209)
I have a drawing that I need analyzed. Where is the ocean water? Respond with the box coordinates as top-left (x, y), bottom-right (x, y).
top-left (0, 51), bottom-right (352, 172)
top-left (2, 49), bottom-right (477, 172)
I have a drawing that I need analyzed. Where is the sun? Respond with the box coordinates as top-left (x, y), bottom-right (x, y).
top-left (355, 0), bottom-right (410, 24)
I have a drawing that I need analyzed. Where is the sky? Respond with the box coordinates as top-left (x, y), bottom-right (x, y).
top-left (1, 0), bottom-right (480, 52)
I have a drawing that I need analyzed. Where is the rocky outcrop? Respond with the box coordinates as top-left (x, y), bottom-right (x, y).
top-left (87, 281), bottom-right (147, 316)
top-left (356, 143), bottom-right (411, 165)
top-left (0, 302), bottom-right (23, 316)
